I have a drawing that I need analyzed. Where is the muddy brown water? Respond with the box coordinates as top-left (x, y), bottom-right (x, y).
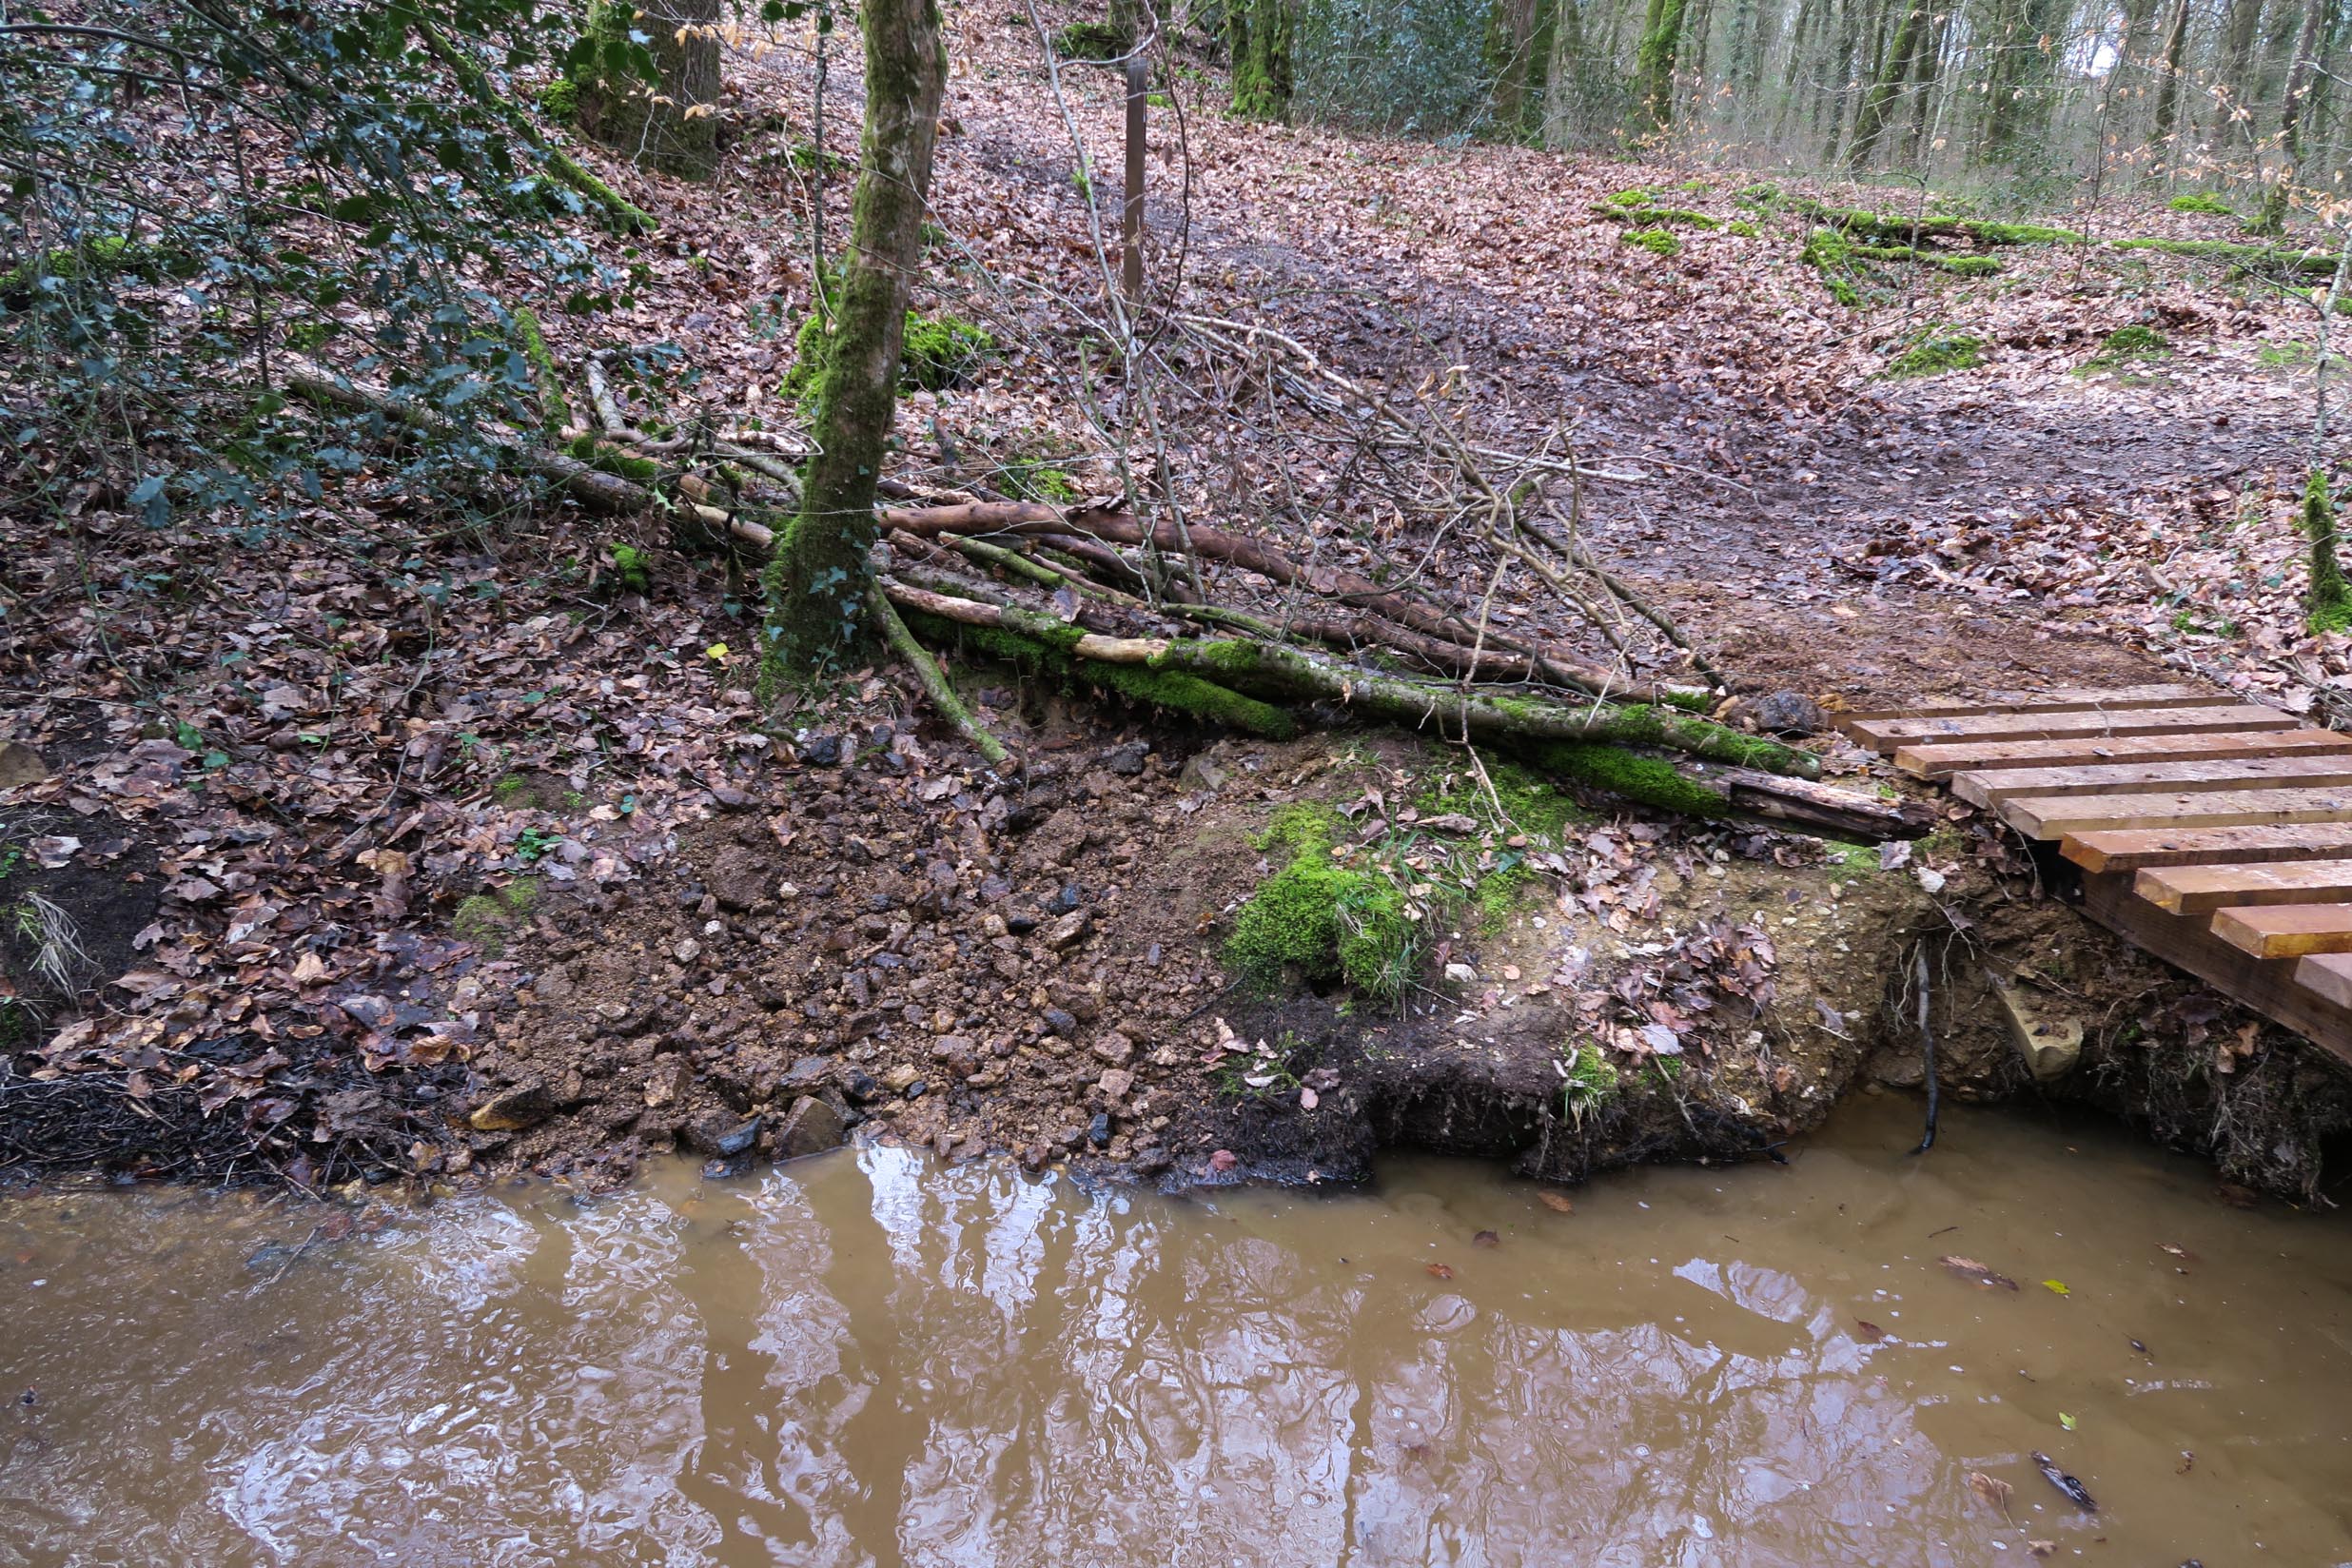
top-left (2, 1097), bottom-right (2346, 1567)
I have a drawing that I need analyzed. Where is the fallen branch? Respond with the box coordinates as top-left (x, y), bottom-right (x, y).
top-left (869, 582), bottom-right (1009, 765)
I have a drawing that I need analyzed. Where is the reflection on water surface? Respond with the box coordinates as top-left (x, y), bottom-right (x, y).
top-left (3, 1097), bottom-right (2347, 1565)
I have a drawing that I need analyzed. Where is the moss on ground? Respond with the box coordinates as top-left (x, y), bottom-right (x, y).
top-left (2168, 191), bottom-right (2234, 217)
top-left (563, 434), bottom-right (660, 484)
top-left (452, 878), bottom-right (541, 954)
top-left (1225, 805), bottom-right (1415, 1001)
top-left (1052, 20), bottom-right (1130, 58)
top-left (2083, 323), bottom-right (2170, 371)
top-left (1800, 227), bottom-right (1863, 306)
top-left (537, 78), bottom-right (580, 124)
top-left (1886, 330), bottom-right (1984, 378)
top-left (1621, 226), bottom-right (1681, 257)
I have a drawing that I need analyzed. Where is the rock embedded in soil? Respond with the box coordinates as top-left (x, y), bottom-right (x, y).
top-left (468, 1082), bottom-right (558, 1131)
top-left (1751, 691), bottom-right (1828, 736)
top-left (706, 845), bottom-right (776, 911)
top-left (774, 1096), bottom-right (846, 1160)
top-left (688, 1110), bottom-right (763, 1158)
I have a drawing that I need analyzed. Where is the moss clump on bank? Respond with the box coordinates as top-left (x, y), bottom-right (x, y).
top-left (2168, 191), bottom-right (2234, 217)
top-left (2083, 324), bottom-right (2169, 372)
top-left (1621, 226), bottom-right (1680, 257)
top-left (1800, 227), bottom-right (1863, 307)
top-left (537, 78), bottom-right (580, 124)
top-left (453, 878), bottom-right (541, 954)
top-left (1596, 204), bottom-right (1721, 230)
top-left (1051, 20), bottom-right (1130, 58)
top-left (509, 305), bottom-right (571, 431)
top-left (1225, 805), bottom-right (1415, 1001)
top-left (1886, 330), bottom-right (1984, 378)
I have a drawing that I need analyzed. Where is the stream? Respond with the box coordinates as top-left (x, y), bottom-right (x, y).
top-left (2, 1096), bottom-right (2346, 1565)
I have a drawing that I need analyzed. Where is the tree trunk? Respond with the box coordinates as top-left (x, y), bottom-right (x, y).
top-left (759, 0), bottom-right (949, 680)
top-left (579, 0), bottom-right (724, 181)
top-left (1846, 0), bottom-right (1928, 165)
top-left (1631, 0), bottom-right (1690, 131)
top-left (2254, 0), bottom-right (2325, 232)
top-left (2147, 0), bottom-right (2193, 173)
top-left (1227, 0), bottom-right (1295, 120)
top-left (1485, 0), bottom-right (1558, 141)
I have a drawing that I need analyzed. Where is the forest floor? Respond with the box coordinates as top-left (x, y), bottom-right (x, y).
top-left (7, 5), bottom-right (2352, 1202)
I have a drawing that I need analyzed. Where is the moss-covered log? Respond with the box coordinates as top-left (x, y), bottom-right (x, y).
top-left (885, 583), bottom-right (1816, 777)
top-left (509, 306), bottom-right (571, 432)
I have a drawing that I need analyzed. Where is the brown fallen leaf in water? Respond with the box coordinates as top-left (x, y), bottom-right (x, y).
top-left (1940, 1255), bottom-right (2021, 1290)
top-left (1206, 1149), bottom-right (1238, 1174)
top-left (1472, 1229), bottom-right (1499, 1247)
top-left (1426, 1262), bottom-right (1455, 1280)
top-left (1537, 1191), bottom-right (1576, 1214)
top-left (1854, 1320), bottom-right (1886, 1343)
top-left (2214, 1182), bottom-right (2260, 1210)
top-left (1966, 1470), bottom-right (2013, 1523)
top-left (2027, 1540), bottom-right (2055, 1558)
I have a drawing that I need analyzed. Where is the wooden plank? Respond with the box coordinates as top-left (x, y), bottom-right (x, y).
top-left (2062, 822), bottom-right (2352, 873)
top-left (2211, 904), bottom-right (2352, 959)
top-left (2077, 873), bottom-right (2352, 1065)
top-left (1847, 704), bottom-right (2297, 754)
top-left (1952, 753), bottom-right (2352, 807)
top-left (1894, 728), bottom-right (2352, 777)
top-left (1838, 683), bottom-right (2230, 724)
top-left (2135, 858), bottom-right (2352, 914)
top-left (2001, 785), bottom-right (2352, 839)
top-left (2294, 952), bottom-right (2352, 1010)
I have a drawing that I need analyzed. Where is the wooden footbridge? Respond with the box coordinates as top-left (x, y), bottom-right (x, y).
top-left (1839, 683), bottom-right (2352, 1065)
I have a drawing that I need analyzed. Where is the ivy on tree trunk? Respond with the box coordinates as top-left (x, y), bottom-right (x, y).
top-left (1227, 0), bottom-right (1295, 121)
top-left (760, 0), bottom-right (949, 682)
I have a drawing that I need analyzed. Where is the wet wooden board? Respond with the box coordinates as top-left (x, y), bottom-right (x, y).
top-left (1838, 683), bottom-right (2230, 723)
top-left (2001, 786), bottom-right (2352, 839)
top-left (2059, 822), bottom-right (2352, 873)
top-left (2077, 873), bottom-right (2352, 1065)
top-left (1847, 704), bottom-right (2301, 754)
top-left (2135, 858), bottom-right (2352, 914)
top-left (2293, 952), bottom-right (2352, 1011)
top-left (2211, 904), bottom-right (2352, 959)
top-left (1893, 728), bottom-right (2352, 778)
top-left (1950, 753), bottom-right (2352, 807)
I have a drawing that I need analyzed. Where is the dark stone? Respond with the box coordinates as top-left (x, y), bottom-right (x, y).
top-left (687, 1110), bottom-right (763, 1157)
top-left (796, 731), bottom-right (845, 767)
top-left (903, 1079), bottom-right (928, 1100)
top-left (844, 1070), bottom-right (883, 1102)
top-left (1006, 911), bottom-right (1040, 935)
top-left (1041, 1007), bottom-right (1079, 1038)
top-left (1105, 740), bottom-right (1149, 775)
top-left (1046, 883), bottom-right (1082, 915)
top-left (978, 875), bottom-right (1011, 903)
top-left (781, 1054), bottom-right (834, 1090)
top-left (467, 1081), bottom-right (557, 1131)
top-left (774, 1096), bottom-right (847, 1160)
top-left (706, 844), bottom-right (774, 911)
top-left (700, 1156), bottom-right (749, 1181)
top-left (1132, 1143), bottom-right (1172, 1175)
top-left (1752, 690), bottom-right (1828, 736)
top-left (1088, 1112), bottom-right (1112, 1147)
top-left (1054, 1124), bottom-right (1088, 1149)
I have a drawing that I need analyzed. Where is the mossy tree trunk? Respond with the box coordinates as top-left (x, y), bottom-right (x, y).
top-left (2305, 470), bottom-right (2352, 632)
top-left (580, 0), bottom-right (724, 181)
top-left (1483, 0), bottom-right (1556, 141)
top-left (2253, 0), bottom-right (2326, 234)
top-left (759, 0), bottom-right (949, 681)
top-left (1845, 0), bottom-right (1929, 167)
top-left (1227, 0), bottom-right (1294, 121)
top-left (1629, 0), bottom-right (1688, 132)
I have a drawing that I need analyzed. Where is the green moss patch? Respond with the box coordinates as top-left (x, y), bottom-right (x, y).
top-left (1886, 330), bottom-right (1984, 378)
top-left (563, 433), bottom-right (659, 484)
top-left (1225, 806), bottom-right (1415, 1001)
top-left (1622, 226), bottom-right (1680, 257)
top-left (902, 611), bottom-right (1297, 737)
top-left (784, 305), bottom-right (995, 407)
top-left (2083, 323), bottom-right (2170, 372)
top-left (2168, 191), bottom-right (2235, 217)
top-left (1052, 20), bottom-right (1131, 58)
top-left (452, 878), bottom-right (541, 954)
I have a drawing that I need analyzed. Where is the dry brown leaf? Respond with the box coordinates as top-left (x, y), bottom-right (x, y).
top-left (1941, 1255), bottom-right (2021, 1290)
top-left (1537, 1191), bottom-right (1576, 1214)
top-left (1425, 1262), bottom-right (1455, 1280)
top-left (1967, 1471), bottom-right (2014, 1523)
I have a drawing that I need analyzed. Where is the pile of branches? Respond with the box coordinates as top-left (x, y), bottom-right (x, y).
top-left (285, 308), bottom-right (1928, 838)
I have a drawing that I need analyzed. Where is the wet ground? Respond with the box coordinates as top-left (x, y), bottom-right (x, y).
top-left (3, 1096), bottom-right (2345, 1565)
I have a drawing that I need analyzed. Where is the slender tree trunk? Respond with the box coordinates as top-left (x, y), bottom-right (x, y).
top-left (1485, 0), bottom-right (1557, 139)
top-left (2211, 0), bottom-right (2269, 146)
top-left (1631, 0), bottom-right (1691, 131)
top-left (2254, 0), bottom-right (2325, 232)
top-left (1846, 0), bottom-right (1928, 164)
top-left (580, 0), bottom-right (725, 180)
top-left (2147, 0), bottom-right (2192, 173)
top-left (760, 0), bottom-right (949, 680)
